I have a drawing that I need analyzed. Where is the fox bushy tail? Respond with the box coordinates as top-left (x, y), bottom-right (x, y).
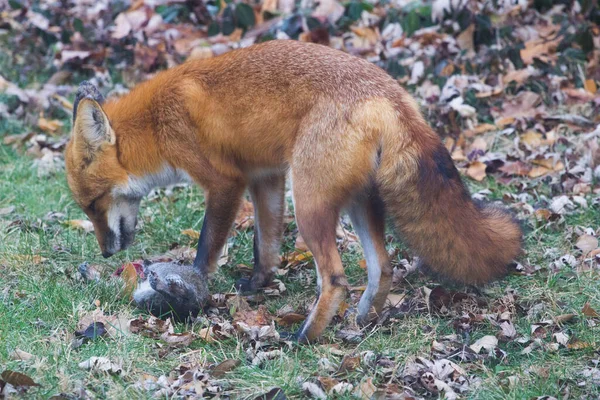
top-left (377, 100), bottom-right (522, 285)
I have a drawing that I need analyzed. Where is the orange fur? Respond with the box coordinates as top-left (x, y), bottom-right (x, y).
top-left (65, 40), bottom-right (522, 339)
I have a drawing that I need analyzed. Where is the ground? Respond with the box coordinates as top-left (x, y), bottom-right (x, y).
top-left (1, 0), bottom-right (600, 399)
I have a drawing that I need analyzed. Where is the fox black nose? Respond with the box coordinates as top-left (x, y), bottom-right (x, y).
top-left (102, 251), bottom-right (114, 258)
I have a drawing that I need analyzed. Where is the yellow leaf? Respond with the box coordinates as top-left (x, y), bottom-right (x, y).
top-left (181, 229), bottom-right (200, 239)
top-left (584, 79), bottom-right (597, 94)
top-left (495, 116), bottom-right (515, 127)
top-left (37, 117), bottom-right (63, 134)
top-left (464, 123), bottom-right (497, 137)
top-left (120, 262), bottom-right (138, 298)
top-left (521, 131), bottom-right (543, 148)
top-left (65, 219), bottom-right (94, 233)
top-left (528, 166), bottom-right (551, 178)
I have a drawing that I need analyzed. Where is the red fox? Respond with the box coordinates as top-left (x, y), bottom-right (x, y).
top-left (65, 40), bottom-right (521, 341)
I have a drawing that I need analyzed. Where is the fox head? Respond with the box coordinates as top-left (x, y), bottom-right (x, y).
top-left (65, 82), bottom-right (141, 258)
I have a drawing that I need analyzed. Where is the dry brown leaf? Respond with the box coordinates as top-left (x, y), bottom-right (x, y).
top-left (337, 354), bottom-right (361, 374)
top-left (467, 161), bottom-right (487, 181)
top-left (37, 117), bottom-right (63, 134)
top-left (317, 376), bottom-right (339, 393)
top-left (456, 24), bottom-right (475, 52)
top-left (277, 312), bottom-right (306, 327)
top-left (1, 371), bottom-right (40, 388)
top-left (470, 335), bottom-right (498, 353)
top-left (582, 303), bottom-right (599, 318)
top-left (576, 235), bottom-right (598, 254)
top-left (233, 304), bottom-right (273, 327)
top-left (10, 349), bottom-right (34, 361)
top-left (503, 69), bottom-right (532, 85)
top-left (521, 131), bottom-right (543, 148)
top-left (499, 161), bottom-right (531, 176)
top-left (354, 377), bottom-right (377, 400)
top-left (520, 37), bottom-right (560, 65)
top-left (160, 331), bottom-right (194, 347)
top-left (235, 199), bottom-right (255, 229)
top-left (584, 79), bottom-right (597, 94)
top-left (469, 137), bottom-right (487, 152)
top-left (464, 123), bottom-right (496, 137)
top-left (120, 262), bottom-right (139, 297)
top-left (528, 166), bottom-right (551, 178)
top-left (567, 340), bottom-right (593, 350)
top-left (211, 359), bottom-right (241, 378)
top-left (562, 88), bottom-right (596, 102)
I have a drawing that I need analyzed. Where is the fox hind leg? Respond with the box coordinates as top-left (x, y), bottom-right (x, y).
top-left (347, 190), bottom-right (392, 325)
top-left (292, 199), bottom-right (347, 342)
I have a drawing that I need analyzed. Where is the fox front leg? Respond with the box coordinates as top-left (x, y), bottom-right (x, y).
top-left (193, 179), bottom-right (246, 275)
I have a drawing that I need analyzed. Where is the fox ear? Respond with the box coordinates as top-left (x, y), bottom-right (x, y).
top-left (72, 81), bottom-right (114, 157)
top-left (73, 98), bottom-right (115, 155)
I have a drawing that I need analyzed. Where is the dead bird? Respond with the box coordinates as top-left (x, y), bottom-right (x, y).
top-left (133, 261), bottom-right (209, 321)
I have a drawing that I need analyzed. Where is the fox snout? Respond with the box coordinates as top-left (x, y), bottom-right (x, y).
top-left (98, 216), bottom-right (137, 257)
top-left (92, 197), bottom-right (140, 257)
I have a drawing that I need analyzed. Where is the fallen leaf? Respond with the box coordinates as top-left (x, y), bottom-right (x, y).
top-left (553, 332), bottom-right (569, 346)
top-left (520, 37), bottom-right (560, 65)
top-left (64, 220), bottom-right (94, 233)
top-left (235, 199), bottom-right (255, 229)
top-left (0, 371), bottom-right (40, 388)
top-left (37, 117), bottom-right (63, 134)
top-left (120, 262), bottom-right (139, 297)
top-left (160, 331), bottom-right (194, 347)
top-left (211, 359), bottom-right (241, 378)
top-left (10, 349), bottom-right (34, 361)
top-left (277, 313), bottom-right (306, 327)
top-left (528, 166), bottom-right (551, 178)
top-left (576, 235), bottom-right (598, 254)
top-left (78, 357), bottom-right (122, 375)
top-left (354, 377), bottom-right (377, 400)
top-left (521, 130), bottom-right (543, 148)
top-left (0, 206), bottom-right (15, 216)
top-left (181, 229), bottom-right (200, 239)
top-left (584, 79), bottom-right (597, 94)
top-left (467, 161), bottom-right (487, 181)
top-left (337, 354), bottom-right (361, 374)
top-left (582, 303), bottom-right (599, 318)
top-left (302, 381), bottom-right (327, 399)
top-left (233, 304), bottom-right (273, 327)
top-left (317, 376), bottom-right (339, 393)
top-left (498, 321), bottom-right (517, 341)
top-left (469, 335), bottom-right (498, 353)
